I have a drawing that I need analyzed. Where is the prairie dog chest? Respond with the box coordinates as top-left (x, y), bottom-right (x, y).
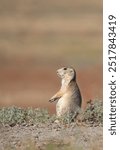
top-left (56, 98), bottom-right (67, 117)
top-left (56, 94), bottom-right (72, 113)
top-left (57, 95), bottom-right (69, 107)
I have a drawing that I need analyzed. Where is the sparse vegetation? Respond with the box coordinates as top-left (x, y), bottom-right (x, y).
top-left (0, 100), bottom-right (102, 127)
top-left (0, 100), bottom-right (102, 150)
top-left (0, 107), bottom-right (51, 126)
top-left (81, 100), bottom-right (103, 126)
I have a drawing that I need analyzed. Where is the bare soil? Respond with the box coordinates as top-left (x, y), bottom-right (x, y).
top-left (0, 123), bottom-right (102, 150)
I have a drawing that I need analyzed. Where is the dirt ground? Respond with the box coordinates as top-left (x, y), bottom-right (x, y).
top-left (0, 122), bottom-right (102, 150)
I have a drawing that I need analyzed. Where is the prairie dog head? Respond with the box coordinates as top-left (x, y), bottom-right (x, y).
top-left (57, 67), bottom-right (76, 82)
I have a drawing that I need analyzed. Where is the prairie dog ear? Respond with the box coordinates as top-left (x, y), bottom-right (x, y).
top-left (67, 68), bottom-right (76, 80)
top-left (69, 68), bottom-right (74, 73)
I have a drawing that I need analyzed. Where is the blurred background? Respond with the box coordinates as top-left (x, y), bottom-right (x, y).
top-left (0, 0), bottom-right (102, 113)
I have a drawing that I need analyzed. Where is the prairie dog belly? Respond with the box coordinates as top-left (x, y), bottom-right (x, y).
top-left (56, 94), bottom-right (80, 117)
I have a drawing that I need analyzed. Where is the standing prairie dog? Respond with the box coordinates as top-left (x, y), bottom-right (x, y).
top-left (49, 67), bottom-right (82, 117)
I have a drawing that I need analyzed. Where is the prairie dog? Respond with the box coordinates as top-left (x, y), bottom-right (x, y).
top-left (49, 67), bottom-right (82, 117)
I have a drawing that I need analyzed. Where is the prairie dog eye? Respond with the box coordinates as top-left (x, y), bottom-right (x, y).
top-left (63, 67), bottom-right (67, 70)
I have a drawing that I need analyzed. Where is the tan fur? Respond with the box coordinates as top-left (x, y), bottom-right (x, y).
top-left (49, 67), bottom-right (82, 117)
